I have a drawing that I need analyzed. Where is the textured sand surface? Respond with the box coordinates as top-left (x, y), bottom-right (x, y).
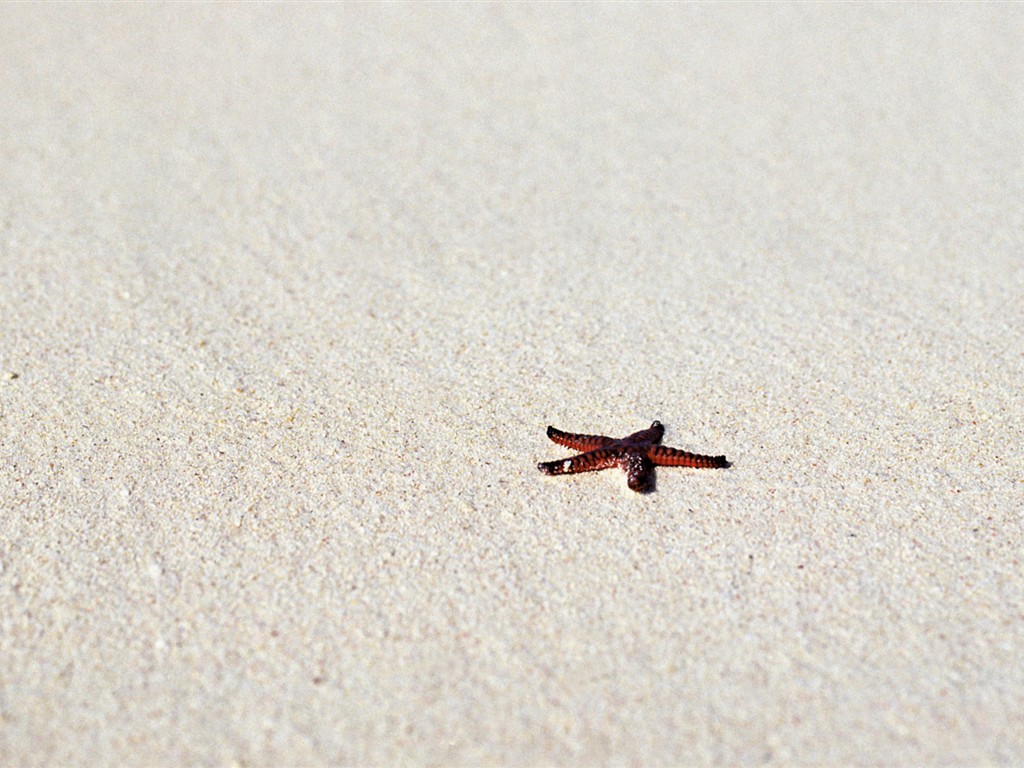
top-left (2, 5), bottom-right (1022, 765)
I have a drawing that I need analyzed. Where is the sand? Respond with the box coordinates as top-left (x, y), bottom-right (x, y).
top-left (1, 4), bottom-right (1022, 765)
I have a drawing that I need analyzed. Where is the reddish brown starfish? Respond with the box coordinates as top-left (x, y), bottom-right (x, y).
top-left (537, 420), bottom-right (728, 493)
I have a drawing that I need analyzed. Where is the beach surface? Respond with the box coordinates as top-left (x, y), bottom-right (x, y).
top-left (1, 5), bottom-right (1022, 765)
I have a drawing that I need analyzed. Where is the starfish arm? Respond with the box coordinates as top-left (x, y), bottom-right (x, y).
top-left (624, 453), bottom-right (656, 492)
top-left (545, 426), bottom-right (616, 452)
top-left (624, 420), bottom-right (664, 445)
top-left (537, 448), bottom-right (620, 476)
top-left (648, 445), bottom-right (729, 468)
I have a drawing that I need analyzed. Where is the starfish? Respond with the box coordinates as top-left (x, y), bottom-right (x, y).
top-left (537, 420), bottom-right (728, 493)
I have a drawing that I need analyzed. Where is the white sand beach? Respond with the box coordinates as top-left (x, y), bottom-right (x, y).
top-left (1, 5), bottom-right (1022, 765)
